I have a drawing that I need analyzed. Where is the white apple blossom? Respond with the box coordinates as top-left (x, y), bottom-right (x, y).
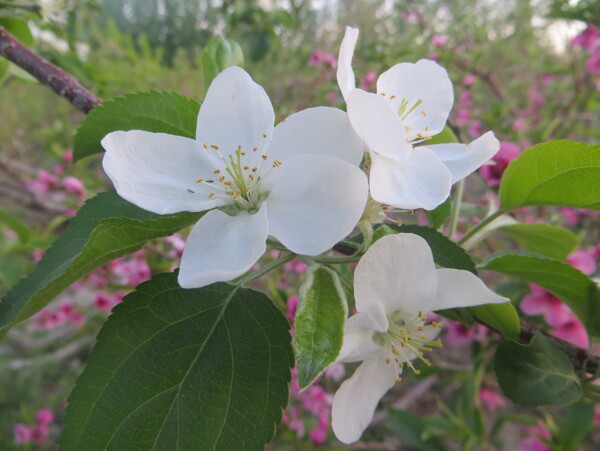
top-left (337, 27), bottom-right (500, 210)
top-left (331, 233), bottom-right (509, 444)
top-left (102, 66), bottom-right (368, 288)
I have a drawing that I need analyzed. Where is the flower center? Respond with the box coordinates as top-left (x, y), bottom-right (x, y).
top-left (379, 93), bottom-right (432, 143)
top-left (195, 140), bottom-right (282, 214)
top-left (375, 310), bottom-right (443, 383)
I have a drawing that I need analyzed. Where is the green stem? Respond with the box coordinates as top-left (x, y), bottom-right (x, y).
top-left (327, 264), bottom-right (354, 294)
top-left (314, 255), bottom-right (362, 265)
top-left (237, 253), bottom-right (296, 286)
top-left (456, 208), bottom-right (508, 246)
top-left (448, 179), bottom-right (464, 240)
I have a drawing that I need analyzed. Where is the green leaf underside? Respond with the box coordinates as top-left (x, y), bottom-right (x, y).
top-left (499, 223), bottom-right (579, 260)
top-left (494, 334), bottom-right (581, 407)
top-left (0, 191), bottom-right (202, 335)
top-left (61, 275), bottom-right (293, 450)
top-left (73, 91), bottom-right (200, 162)
top-left (469, 303), bottom-right (521, 341)
top-left (375, 225), bottom-right (477, 274)
top-left (499, 140), bottom-right (600, 211)
top-left (482, 252), bottom-right (600, 336)
top-left (295, 266), bottom-right (347, 389)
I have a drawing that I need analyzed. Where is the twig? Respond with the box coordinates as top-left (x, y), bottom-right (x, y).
top-left (0, 26), bottom-right (101, 113)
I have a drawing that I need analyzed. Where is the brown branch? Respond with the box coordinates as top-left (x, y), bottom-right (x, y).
top-left (0, 26), bottom-right (101, 113)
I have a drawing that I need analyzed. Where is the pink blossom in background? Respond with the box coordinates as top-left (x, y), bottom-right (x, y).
top-left (53, 163), bottom-right (64, 175)
top-left (427, 52), bottom-right (440, 62)
top-left (586, 51), bottom-right (600, 75)
top-left (571, 24), bottom-right (600, 50)
top-left (13, 424), bottom-right (33, 444)
top-left (322, 52), bottom-right (337, 68)
top-left (288, 418), bottom-right (305, 438)
top-left (431, 34), bottom-right (449, 47)
top-left (402, 10), bottom-right (420, 24)
top-left (285, 259), bottom-right (308, 275)
top-left (110, 252), bottom-right (151, 286)
top-left (521, 284), bottom-right (572, 327)
top-left (64, 148), bottom-right (73, 163)
top-left (31, 424), bottom-right (49, 444)
top-left (36, 409), bottom-right (54, 425)
top-left (480, 141), bottom-right (521, 186)
top-left (512, 117), bottom-right (530, 131)
top-left (308, 50), bottom-right (323, 66)
top-left (93, 293), bottom-right (113, 311)
top-left (462, 74), bottom-right (476, 87)
top-left (359, 70), bottom-right (377, 92)
top-left (479, 387), bottom-right (508, 411)
top-left (561, 207), bottom-right (581, 225)
top-left (309, 416), bottom-right (330, 444)
top-left (445, 321), bottom-right (487, 346)
top-left (62, 176), bottom-right (86, 198)
top-left (551, 317), bottom-right (589, 348)
top-left (566, 249), bottom-right (597, 275)
top-left (324, 362), bottom-right (345, 381)
top-left (286, 295), bottom-right (299, 320)
top-left (325, 90), bottom-right (338, 104)
top-left (520, 421), bottom-right (551, 451)
top-left (468, 120), bottom-right (483, 138)
top-left (303, 385), bottom-right (333, 417)
top-left (538, 74), bottom-right (556, 84)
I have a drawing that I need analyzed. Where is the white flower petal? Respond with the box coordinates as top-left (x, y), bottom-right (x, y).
top-left (177, 205), bottom-right (268, 288)
top-left (337, 26), bottom-right (359, 102)
top-left (332, 352), bottom-right (398, 444)
top-left (267, 107), bottom-right (364, 166)
top-left (264, 155), bottom-right (368, 255)
top-left (338, 311), bottom-right (387, 363)
top-left (354, 234), bottom-right (438, 316)
top-left (196, 66), bottom-right (274, 166)
top-left (369, 149), bottom-right (452, 210)
top-left (102, 130), bottom-right (225, 214)
top-left (347, 89), bottom-right (411, 161)
top-left (424, 131), bottom-right (500, 184)
top-left (431, 268), bottom-right (509, 311)
top-left (377, 59), bottom-right (454, 141)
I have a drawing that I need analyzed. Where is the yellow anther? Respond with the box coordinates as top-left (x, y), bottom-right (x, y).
top-left (208, 192), bottom-right (215, 199)
top-left (392, 348), bottom-right (400, 355)
top-left (203, 142), bottom-right (208, 149)
top-left (196, 178), bottom-right (204, 183)
top-left (395, 377), bottom-right (402, 383)
top-left (414, 369), bottom-right (421, 375)
top-left (261, 155), bottom-right (268, 160)
top-left (241, 151), bottom-right (247, 156)
top-left (213, 169), bottom-right (221, 174)
top-left (397, 219), bottom-right (403, 226)
top-left (273, 160), bottom-right (282, 168)
top-left (246, 186), bottom-right (252, 193)
top-left (253, 146), bottom-right (258, 152)
top-left (249, 174), bottom-right (255, 181)
top-left (219, 176), bottom-right (225, 182)
top-left (380, 92), bottom-right (387, 96)
top-left (421, 334), bottom-right (428, 340)
top-left (409, 210), bottom-right (414, 215)
top-left (252, 167), bottom-right (258, 172)
top-left (390, 95), bottom-right (397, 99)
top-left (224, 181), bottom-right (233, 187)
top-left (386, 358), bottom-right (391, 364)
top-left (262, 133), bottom-right (267, 138)
top-left (425, 126), bottom-right (430, 131)
top-left (382, 205), bottom-right (389, 211)
top-left (421, 111), bottom-right (427, 117)
top-left (243, 166), bottom-right (250, 170)
top-left (211, 144), bottom-right (219, 150)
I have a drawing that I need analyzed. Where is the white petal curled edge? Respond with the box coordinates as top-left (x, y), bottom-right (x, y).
top-left (332, 352), bottom-right (398, 444)
top-left (354, 234), bottom-right (438, 316)
top-left (177, 204), bottom-right (268, 288)
top-left (430, 268), bottom-right (509, 311)
top-left (423, 131), bottom-right (500, 184)
top-left (369, 149), bottom-right (452, 211)
top-left (196, 66), bottom-right (274, 167)
top-left (338, 311), bottom-right (387, 363)
top-left (264, 154), bottom-right (368, 255)
top-left (376, 59), bottom-right (454, 142)
top-left (337, 26), bottom-right (359, 102)
top-left (267, 107), bottom-right (364, 166)
top-left (102, 130), bottom-right (225, 214)
top-left (347, 89), bottom-right (411, 162)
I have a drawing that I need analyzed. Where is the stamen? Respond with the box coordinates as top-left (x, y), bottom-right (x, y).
top-left (261, 155), bottom-right (268, 160)
top-left (214, 169), bottom-right (221, 174)
top-left (211, 144), bottom-right (220, 150)
top-left (208, 192), bottom-right (215, 199)
top-left (273, 160), bottom-right (282, 168)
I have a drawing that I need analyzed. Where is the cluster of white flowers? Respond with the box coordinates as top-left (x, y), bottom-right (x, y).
top-left (101, 27), bottom-right (508, 444)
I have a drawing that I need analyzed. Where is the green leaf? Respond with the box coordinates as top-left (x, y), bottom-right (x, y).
top-left (499, 223), bottom-right (579, 260)
top-left (426, 197), bottom-right (451, 230)
top-left (481, 252), bottom-right (600, 336)
top-left (0, 206), bottom-right (30, 243)
top-left (426, 125), bottom-right (458, 146)
top-left (390, 225), bottom-right (477, 274)
top-left (295, 266), bottom-right (347, 389)
top-left (556, 403), bottom-right (594, 451)
top-left (0, 191), bottom-right (201, 336)
top-left (0, 18), bottom-right (34, 46)
top-left (495, 334), bottom-right (582, 407)
top-left (61, 275), bottom-right (293, 450)
top-left (470, 303), bottom-right (520, 341)
top-left (387, 410), bottom-right (444, 451)
top-left (499, 141), bottom-right (600, 211)
top-left (73, 91), bottom-right (200, 162)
